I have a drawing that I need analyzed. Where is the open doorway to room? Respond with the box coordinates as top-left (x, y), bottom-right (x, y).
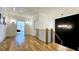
top-left (16, 21), bottom-right (25, 45)
top-left (17, 21), bottom-right (25, 33)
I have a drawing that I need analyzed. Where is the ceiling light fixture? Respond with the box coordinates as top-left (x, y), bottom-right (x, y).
top-left (10, 19), bottom-right (16, 24)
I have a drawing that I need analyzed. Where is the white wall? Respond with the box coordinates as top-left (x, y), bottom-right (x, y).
top-left (34, 13), bottom-right (54, 30)
top-left (6, 16), bottom-right (17, 37)
top-left (30, 19), bottom-right (35, 35)
top-left (38, 13), bottom-right (54, 30)
top-left (24, 16), bottom-right (35, 36)
top-left (6, 23), bottom-right (17, 37)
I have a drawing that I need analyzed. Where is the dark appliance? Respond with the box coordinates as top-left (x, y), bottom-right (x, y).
top-left (17, 29), bottom-right (20, 32)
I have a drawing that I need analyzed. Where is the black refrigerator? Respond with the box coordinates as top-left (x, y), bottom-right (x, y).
top-left (55, 14), bottom-right (79, 51)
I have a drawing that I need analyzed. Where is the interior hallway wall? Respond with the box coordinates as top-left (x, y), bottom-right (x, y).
top-left (6, 16), bottom-right (17, 37)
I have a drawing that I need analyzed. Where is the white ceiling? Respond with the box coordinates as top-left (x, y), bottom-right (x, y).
top-left (1, 7), bottom-right (79, 15)
top-left (5, 7), bottom-right (79, 16)
top-left (1, 7), bottom-right (57, 20)
top-left (1, 7), bottom-right (79, 20)
top-left (4, 7), bottom-right (58, 15)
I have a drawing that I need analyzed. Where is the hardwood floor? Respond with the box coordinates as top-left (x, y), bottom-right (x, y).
top-left (0, 33), bottom-right (75, 51)
top-left (0, 37), bottom-right (14, 51)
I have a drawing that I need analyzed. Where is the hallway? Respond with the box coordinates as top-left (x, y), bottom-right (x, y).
top-left (0, 7), bottom-right (78, 51)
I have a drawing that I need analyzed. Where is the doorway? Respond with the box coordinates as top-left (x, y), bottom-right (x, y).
top-left (16, 21), bottom-right (25, 45)
top-left (17, 21), bottom-right (25, 33)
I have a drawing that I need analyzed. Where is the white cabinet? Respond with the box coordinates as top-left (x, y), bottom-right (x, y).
top-left (0, 24), bottom-right (6, 43)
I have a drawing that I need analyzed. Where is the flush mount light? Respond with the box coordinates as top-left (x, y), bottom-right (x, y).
top-left (26, 21), bottom-right (29, 24)
top-left (58, 24), bottom-right (72, 29)
top-left (26, 21), bottom-right (32, 25)
top-left (10, 19), bottom-right (16, 24)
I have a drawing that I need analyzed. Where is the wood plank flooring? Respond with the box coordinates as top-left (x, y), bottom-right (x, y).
top-left (0, 35), bottom-right (75, 51)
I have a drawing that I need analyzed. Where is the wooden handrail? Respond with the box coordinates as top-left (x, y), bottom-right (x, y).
top-left (51, 29), bottom-right (53, 43)
top-left (36, 28), bottom-right (39, 37)
top-left (37, 29), bottom-right (51, 31)
top-left (46, 28), bottom-right (48, 44)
